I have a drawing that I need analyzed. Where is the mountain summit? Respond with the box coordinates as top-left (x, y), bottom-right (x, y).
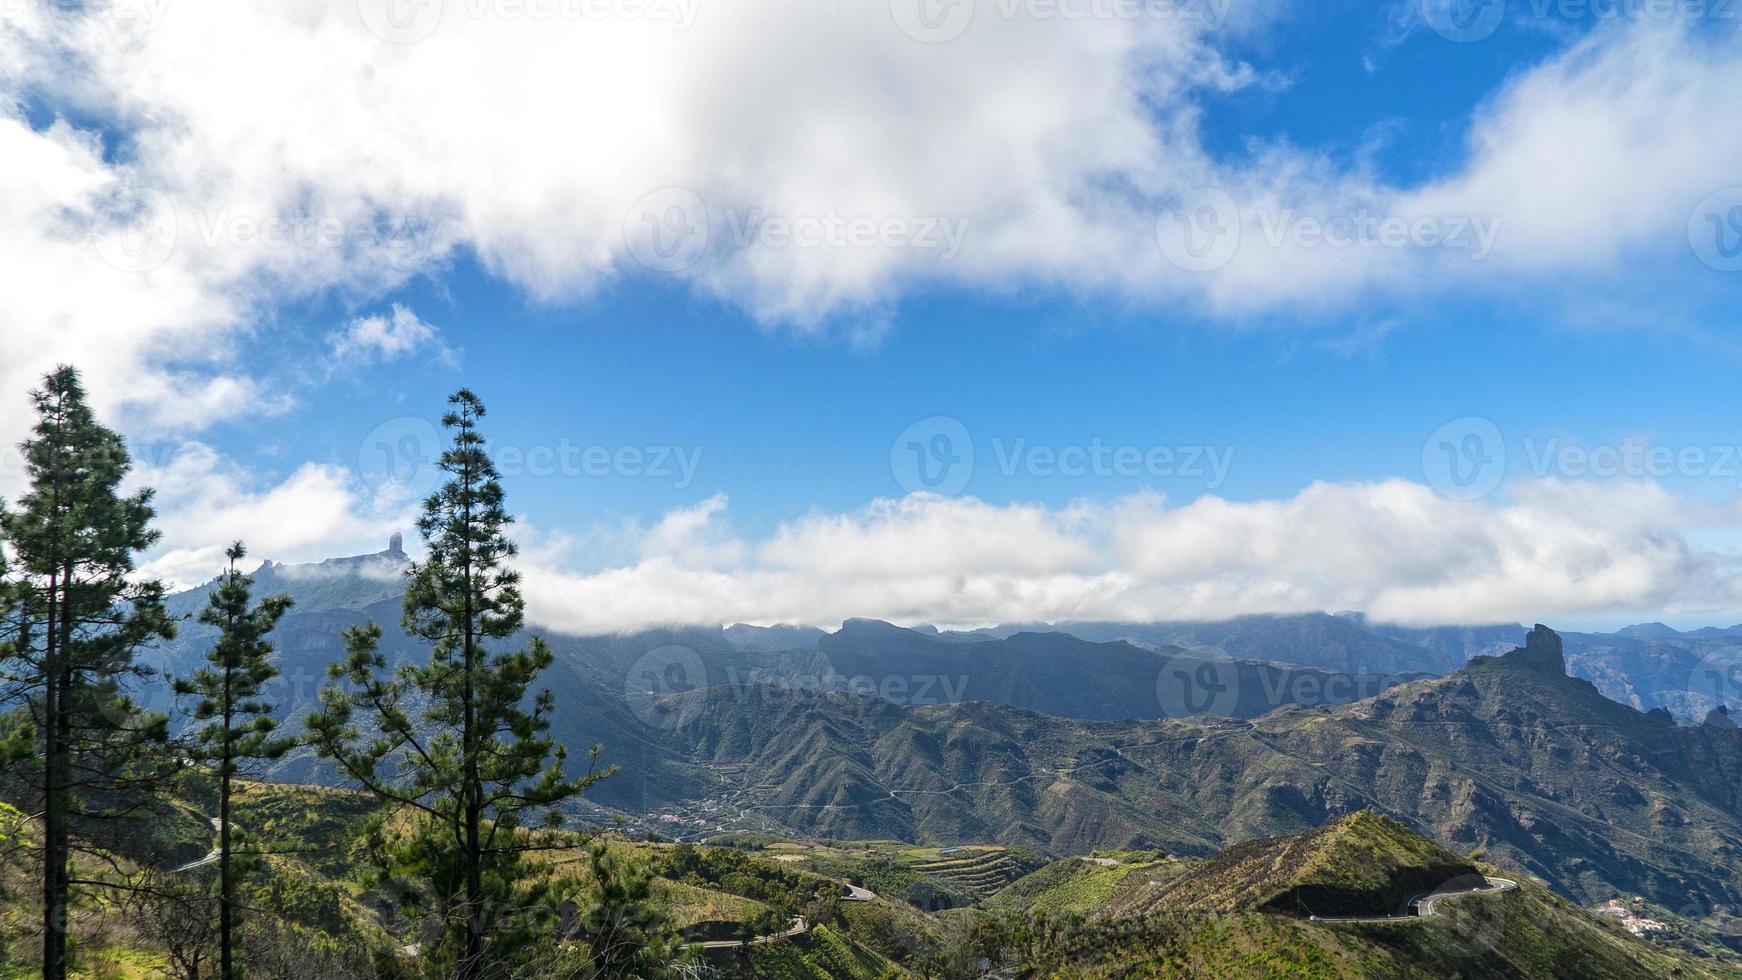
top-left (1505, 623), bottom-right (1567, 674)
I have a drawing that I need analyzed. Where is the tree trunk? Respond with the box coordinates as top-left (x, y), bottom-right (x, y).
top-left (41, 566), bottom-right (66, 980)
top-left (41, 664), bottom-right (65, 980)
top-left (220, 698), bottom-right (235, 980)
top-left (461, 427), bottom-right (484, 980)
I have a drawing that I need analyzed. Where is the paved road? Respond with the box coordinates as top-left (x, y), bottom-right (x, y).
top-left (693, 916), bottom-right (809, 950)
top-left (169, 817), bottom-right (223, 874)
top-left (1310, 876), bottom-right (1518, 924)
top-left (842, 884), bottom-right (875, 902)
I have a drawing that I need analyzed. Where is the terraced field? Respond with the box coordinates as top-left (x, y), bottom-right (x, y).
top-left (910, 848), bottom-right (1037, 898)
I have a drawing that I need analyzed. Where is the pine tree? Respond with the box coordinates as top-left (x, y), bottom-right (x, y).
top-left (0, 365), bottom-right (175, 979)
top-left (174, 541), bottom-right (295, 980)
top-left (576, 843), bottom-right (687, 979)
top-left (308, 389), bottom-right (612, 979)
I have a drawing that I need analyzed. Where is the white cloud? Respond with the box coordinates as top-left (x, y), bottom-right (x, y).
top-left (130, 442), bottom-right (416, 587)
top-left (517, 481), bottom-right (1742, 634)
top-left (1, 3), bottom-right (1738, 575)
top-left (0, 2), bottom-right (1729, 367)
top-left (328, 304), bottom-right (454, 367)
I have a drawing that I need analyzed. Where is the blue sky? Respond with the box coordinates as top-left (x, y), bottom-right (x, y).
top-left (4, 0), bottom-right (1742, 631)
top-left (216, 257), bottom-right (1738, 535)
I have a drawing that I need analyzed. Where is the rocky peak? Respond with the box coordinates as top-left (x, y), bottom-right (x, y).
top-left (1704, 706), bottom-right (1736, 729)
top-left (1503, 624), bottom-right (1567, 675)
top-left (387, 531), bottom-right (406, 557)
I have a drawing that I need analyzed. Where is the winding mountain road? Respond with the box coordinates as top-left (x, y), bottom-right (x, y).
top-left (1309, 876), bottom-right (1518, 924)
top-left (168, 817), bottom-right (223, 874)
top-left (692, 916), bottom-right (809, 950)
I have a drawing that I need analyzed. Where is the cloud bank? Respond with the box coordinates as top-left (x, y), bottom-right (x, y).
top-left (0, 5), bottom-right (1738, 468)
top-left (517, 481), bottom-right (1742, 633)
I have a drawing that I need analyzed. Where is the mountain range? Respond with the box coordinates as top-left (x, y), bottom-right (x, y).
top-left (139, 540), bottom-right (1742, 951)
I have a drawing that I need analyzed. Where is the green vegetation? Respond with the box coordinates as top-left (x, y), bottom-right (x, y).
top-left (305, 389), bottom-right (614, 979)
top-left (174, 541), bottom-right (297, 979)
top-left (1124, 812), bottom-right (1480, 918)
top-left (985, 855), bottom-right (1171, 916)
top-left (0, 366), bottom-right (178, 980)
top-left (2, 367), bottom-right (1740, 977)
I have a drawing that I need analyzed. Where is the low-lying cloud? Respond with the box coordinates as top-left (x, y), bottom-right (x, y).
top-left (516, 481), bottom-right (1742, 633)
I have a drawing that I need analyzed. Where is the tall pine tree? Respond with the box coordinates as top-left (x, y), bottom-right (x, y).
top-left (0, 366), bottom-right (175, 979)
top-left (308, 389), bottom-right (611, 979)
top-left (175, 541), bottom-right (295, 980)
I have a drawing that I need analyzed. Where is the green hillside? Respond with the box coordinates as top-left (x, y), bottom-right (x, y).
top-left (5, 778), bottom-right (1737, 978)
top-left (648, 626), bottom-right (1742, 948)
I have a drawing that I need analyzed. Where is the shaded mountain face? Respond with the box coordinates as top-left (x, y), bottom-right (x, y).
top-left (795, 618), bottom-right (1422, 721)
top-left (965, 614), bottom-right (1742, 722)
top-left (646, 627), bottom-right (1742, 918)
top-left (144, 557), bottom-right (1419, 809)
top-left (141, 552), bottom-right (1742, 919)
top-left (968, 613), bottom-right (1473, 676)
